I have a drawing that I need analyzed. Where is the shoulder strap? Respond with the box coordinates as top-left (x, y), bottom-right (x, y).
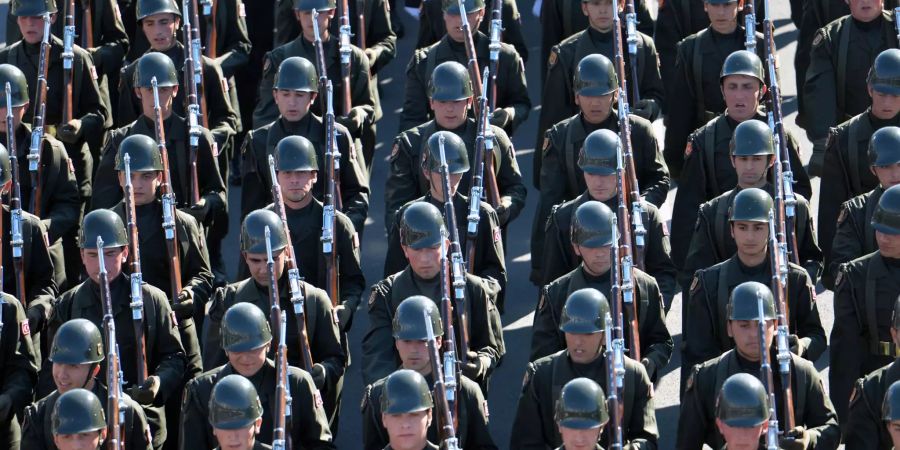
top-left (716, 262), bottom-right (731, 350)
top-left (865, 193), bottom-right (879, 253)
top-left (714, 195), bottom-right (731, 259)
top-left (564, 121), bottom-right (580, 197)
top-left (704, 118), bottom-right (724, 197)
top-left (692, 32), bottom-right (708, 120)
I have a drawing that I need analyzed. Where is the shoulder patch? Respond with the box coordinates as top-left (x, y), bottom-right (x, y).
top-left (352, 232), bottom-right (360, 249)
top-left (314, 389), bottom-right (324, 409)
top-left (238, 1), bottom-right (246, 17)
top-left (360, 384), bottom-right (372, 411)
top-left (690, 275), bottom-right (700, 294)
top-left (848, 383), bottom-right (860, 407)
top-left (542, 137), bottom-right (551, 155)
top-left (537, 293), bottom-right (546, 311)
top-left (368, 291), bottom-right (378, 309)
top-left (170, 310), bottom-right (179, 328)
top-left (67, 158), bottom-right (75, 174)
top-left (685, 370), bottom-right (696, 392)
top-left (390, 142), bottom-right (400, 160)
top-left (812, 32), bottom-right (824, 48)
top-left (263, 58), bottom-right (271, 74)
top-left (212, 142), bottom-right (220, 158)
top-left (221, 77), bottom-right (229, 93)
top-left (482, 399), bottom-right (490, 418)
top-left (684, 141), bottom-right (693, 158)
top-left (648, 383), bottom-right (655, 398)
top-left (834, 270), bottom-right (845, 288)
top-left (89, 65), bottom-right (98, 81)
top-left (521, 370), bottom-right (531, 391)
top-left (661, 220), bottom-right (670, 236)
top-left (493, 227), bottom-right (502, 243)
top-left (837, 207), bottom-right (848, 225)
top-left (548, 51), bottom-right (558, 68)
top-left (20, 320), bottom-right (29, 336)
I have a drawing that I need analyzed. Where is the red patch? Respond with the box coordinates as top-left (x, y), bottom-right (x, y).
top-left (89, 66), bottom-right (98, 81)
top-left (67, 158), bottom-right (75, 174)
top-left (20, 320), bottom-right (30, 336)
top-left (170, 310), bottom-right (179, 328)
top-left (492, 227), bottom-right (501, 243)
top-left (239, 2), bottom-right (246, 17)
top-left (212, 142), bottom-right (219, 157)
top-left (314, 389), bottom-right (324, 409)
top-left (684, 142), bottom-right (693, 158)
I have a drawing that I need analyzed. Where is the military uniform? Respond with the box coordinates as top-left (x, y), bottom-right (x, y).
top-left (844, 360), bottom-right (900, 448)
top-left (416, 0), bottom-right (527, 62)
top-left (655, 0), bottom-right (717, 110)
top-left (0, 292), bottom-right (39, 450)
top-left (826, 188), bottom-right (883, 290)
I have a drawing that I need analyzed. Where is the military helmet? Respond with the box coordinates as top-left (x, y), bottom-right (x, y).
top-left (868, 126), bottom-right (900, 167)
top-left (0, 144), bottom-right (12, 187)
top-left (393, 296), bottom-right (443, 340)
top-left (868, 49), bottom-right (900, 95)
top-left (79, 209), bottom-right (128, 249)
top-left (49, 319), bottom-right (104, 365)
top-left (727, 281), bottom-right (776, 321)
top-left (579, 129), bottom-right (619, 176)
top-left (400, 202), bottom-right (446, 249)
top-left (0, 64), bottom-right (29, 107)
top-left (273, 57), bottom-right (318, 93)
top-left (11, 0), bottom-right (57, 16)
top-left (116, 135), bottom-right (163, 172)
top-left (51, 389), bottom-right (106, 436)
top-left (136, 0), bottom-right (181, 20)
top-left (381, 369), bottom-right (434, 414)
top-left (884, 380), bottom-right (900, 421)
top-left (134, 52), bottom-right (179, 88)
top-left (715, 373), bottom-right (768, 427)
top-left (208, 374), bottom-right (264, 430)
top-left (441, 0), bottom-right (485, 14)
top-left (274, 135), bottom-right (318, 172)
top-left (555, 377), bottom-right (609, 429)
top-left (729, 188), bottom-right (773, 223)
top-left (704, 0), bottom-right (739, 4)
top-left (559, 288), bottom-right (610, 334)
top-left (429, 62), bottom-right (474, 102)
top-left (720, 50), bottom-right (765, 85)
top-left (293, 0), bottom-right (336, 11)
top-left (574, 54), bottom-right (618, 97)
top-left (221, 303), bottom-right (273, 352)
top-left (241, 209), bottom-right (288, 254)
top-left (873, 185), bottom-right (900, 235)
top-left (729, 120), bottom-right (775, 157)
top-left (422, 131), bottom-right (470, 174)
top-left (571, 201), bottom-right (615, 248)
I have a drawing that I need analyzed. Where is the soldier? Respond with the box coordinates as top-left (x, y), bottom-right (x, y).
top-left (713, 373), bottom-right (771, 449)
top-left (533, 129), bottom-right (676, 305)
top-left (670, 51), bottom-right (812, 271)
top-left (677, 284), bottom-right (840, 449)
top-left (184, 303), bottom-right (335, 449)
top-left (417, 0), bottom-right (527, 62)
top-left (360, 296), bottom-right (494, 449)
top-left (49, 389), bottom-right (108, 450)
top-left (832, 183), bottom-right (900, 420)
top-left (379, 370), bottom-right (441, 450)
top-left (510, 290), bottom-right (658, 448)
top-left (22, 319), bottom-right (151, 450)
top-left (240, 57), bottom-right (370, 233)
top-left (206, 374), bottom-right (271, 450)
top-left (681, 120), bottom-right (822, 290)
top-left (818, 49), bottom-right (900, 266)
top-left (364, 201), bottom-right (505, 392)
top-left (883, 381), bottom-right (900, 448)
top-left (682, 193), bottom-right (826, 385)
top-left (554, 378), bottom-right (609, 450)
top-left (47, 209), bottom-right (187, 449)
top-left (803, 0), bottom-right (898, 174)
top-left (531, 204), bottom-right (673, 383)
top-left (384, 132), bottom-right (507, 303)
top-left (400, 0), bottom-right (530, 135)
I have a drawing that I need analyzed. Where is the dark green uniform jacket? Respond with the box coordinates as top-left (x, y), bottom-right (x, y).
top-left (655, 0), bottom-right (719, 113)
top-left (0, 293), bottom-right (39, 450)
top-left (844, 360), bottom-right (900, 448)
top-left (826, 187), bottom-right (882, 290)
top-left (416, 0), bottom-right (528, 62)
top-left (180, 360), bottom-right (335, 450)
top-left (531, 265), bottom-right (673, 383)
top-left (510, 350), bottom-right (658, 449)
top-left (382, 443), bottom-right (439, 450)
top-left (1, 206), bottom-right (58, 336)
top-left (678, 350), bottom-right (840, 450)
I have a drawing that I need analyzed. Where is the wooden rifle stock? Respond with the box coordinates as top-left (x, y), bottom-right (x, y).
top-left (28, 14), bottom-right (51, 218)
top-left (424, 309), bottom-right (461, 449)
top-left (339, 0), bottom-right (353, 115)
top-left (322, 82), bottom-right (340, 307)
top-left (357, 0), bottom-right (366, 49)
top-left (151, 78), bottom-right (184, 301)
top-left (123, 154), bottom-right (149, 385)
top-left (604, 313), bottom-right (625, 450)
top-left (98, 235), bottom-right (125, 450)
top-left (82, 0), bottom-right (95, 48)
top-left (62, 0), bottom-right (76, 125)
top-left (757, 290), bottom-right (782, 449)
top-left (272, 314), bottom-right (292, 450)
top-left (205, 0), bottom-right (218, 58)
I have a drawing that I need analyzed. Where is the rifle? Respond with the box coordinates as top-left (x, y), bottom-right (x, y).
top-left (438, 236), bottom-right (460, 424)
top-left (98, 236), bottom-right (126, 450)
top-left (201, 0), bottom-right (218, 58)
top-left (28, 13), bottom-right (50, 217)
top-left (150, 77), bottom-right (185, 302)
top-left (264, 225), bottom-right (286, 346)
top-left (357, 0), bottom-right (366, 49)
top-left (424, 309), bottom-right (461, 450)
top-left (311, 9), bottom-right (329, 117)
top-left (743, 0), bottom-right (757, 52)
top-left (271, 313), bottom-right (293, 450)
top-left (436, 134), bottom-right (471, 363)
top-left (768, 210), bottom-right (796, 431)
top-left (339, 0), bottom-right (353, 115)
top-left (457, 0), bottom-right (484, 113)
top-left (187, 0), bottom-right (209, 124)
top-left (62, 0), bottom-right (76, 125)
top-left (613, 137), bottom-right (641, 360)
top-left (487, 0), bottom-right (501, 111)
top-left (465, 70), bottom-right (501, 272)
top-left (604, 313), bottom-right (625, 450)
top-left (624, 0), bottom-right (640, 102)
top-left (82, 0), bottom-right (95, 48)
top-left (757, 289), bottom-right (781, 450)
top-left (182, 0), bottom-right (203, 205)
top-left (269, 155), bottom-right (315, 370)
top-left (123, 154), bottom-right (149, 385)
top-left (322, 82), bottom-right (340, 307)
top-left (6, 83), bottom-right (26, 306)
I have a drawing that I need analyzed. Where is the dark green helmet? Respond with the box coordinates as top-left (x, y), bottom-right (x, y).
top-left (730, 120), bottom-right (775, 156)
top-left (578, 129), bottom-right (619, 176)
top-left (715, 373), bottom-right (768, 427)
top-left (392, 296), bottom-right (443, 340)
top-left (274, 135), bottom-right (318, 172)
top-left (381, 369), bottom-right (434, 414)
top-left (293, 0), bottom-right (336, 11)
top-left (136, 0), bottom-right (181, 20)
top-left (720, 50), bottom-right (765, 85)
top-left (868, 126), bottom-right (900, 167)
top-left (729, 188), bottom-right (773, 223)
top-left (11, 0), bottom-right (57, 16)
top-left (134, 52), bottom-right (179, 88)
top-left (51, 389), bottom-right (106, 436)
top-left (571, 201), bottom-right (615, 248)
top-left (273, 57), bottom-right (318, 93)
top-left (555, 378), bottom-right (609, 429)
top-left (49, 319), bottom-right (104, 365)
top-left (209, 374), bottom-right (264, 429)
top-left (868, 49), bottom-right (900, 95)
top-left (441, 0), bottom-right (485, 14)
top-left (873, 185), bottom-right (900, 235)
top-left (574, 54), bottom-right (617, 97)
top-left (79, 209), bottom-right (128, 249)
top-left (0, 144), bottom-right (11, 187)
top-left (116, 135), bottom-right (163, 172)
top-left (727, 281), bottom-right (775, 321)
top-left (221, 303), bottom-right (273, 352)
top-left (0, 64), bottom-right (29, 107)
top-left (241, 209), bottom-right (288, 254)
top-left (884, 380), bottom-right (900, 421)
top-left (429, 62), bottom-right (474, 101)
top-left (400, 202), bottom-right (446, 249)
top-left (422, 131), bottom-right (470, 174)
top-left (559, 288), bottom-right (610, 334)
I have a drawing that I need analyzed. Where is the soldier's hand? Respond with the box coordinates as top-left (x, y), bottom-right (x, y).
top-left (489, 108), bottom-right (513, 128)
top-left (364, 47), bottom-right (381, 67)
top-left (334, 303), bottom-right (354, 332)
top-left (172, 290), bottom-right (195, 321)
top-left (631, 99), bottom-right (660, 121)
top-left (640, 357), bottom-right (656, 380)
top-left (128, 375), bottom-right (160, 405)
top-left (780, 426), bottom-right (811, 450)
top-left (337, 107), bottom-right (367, 135)
top-left (311, 363), bottom-right (327, 389)
top-left (26, 305), bottom-right (44, 334)
top-left (183, 198), bottom-right (210, 222)
top-left (57, 119), bottom-right (84, 144)
top-left (462, 351), bottom-right (488, 379)
top-left (0, 394), bottom-right (11, 421)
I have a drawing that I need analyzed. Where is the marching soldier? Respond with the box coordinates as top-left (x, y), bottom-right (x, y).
top-left (417, 0), bottom-right (527, 62)
top-left (206, 374), bottom-right (272, 450)
top-left (677, 284), bottom-right (840, 449)
top-left (554, 378), bottom-right (609, 450)
top-left (531, 204), bottom-right (673, 383)
top-left (240, 57), bottom-right (370, 233)
top-left (400, 0), bottom-right (530, 135)
top-left (379, 370), bottom-right (441, 450)
top-left (23, 319), bottom-right (151, 450)
top-left (818, 49), bottom-right (900, 266)
top-left (47, 209), bottom-right (187, 449)
top-left (48, 389), bottom-right (108, 450)
top-left (832, 184), bottom-right (900, 420)
top-left (511, 290), bottom-right (658, 448)
top-left (184, 303), bottom-right (335, 450)
top-left (364, 201), bottom-right (505, 392)
top-left (713, 373), bottom-right (771, 449)
top-left (883, 381), bottom-right (900, 448)
top-left (360, 296), bottom-right (494, 449)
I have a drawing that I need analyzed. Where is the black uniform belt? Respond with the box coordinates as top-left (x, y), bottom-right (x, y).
top-left (875, 341), bottom-right (900, 358)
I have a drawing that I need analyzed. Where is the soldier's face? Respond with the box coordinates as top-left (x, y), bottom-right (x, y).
top-left (581, 0), bottom-right (618, 33)
top-left (52, 362), bottom-right (96, 394)
top-left (876, 230), bottom-right (900, 257)
top-left (0, 104), bottom-right (28, 132)
top-left (888, 420), bottom-right (900, 448)
top-left (227, 345), bottom-right (270, 377)
top-left (296, 10), bottom-right (335, 42)
top-left (722, 76), bottom-right (762, 122)
top-left (136, 86), bottom-right (179, 120)
top-left (703, 2), bottom-right (739, 33)
top-left (870, 88), bottom-right (900, 120)
top-left (848, 0), bottom-right (885, 22)
top-left (81, 247), bottom-right (128, 284)
top-left (558, 425), bottom-right (603, 450)
top-left (244, 250), bottom-right (286, 286)
top-left (730, 221), bottom-right (768, 259)
top-left (403, 243), bottom-right (444, 279)
top-left (274, 90), bottom-right (316, 122)
top-left (443, 10), bottom-right (485, 43)
top-left (53, 430), bottom-right (105, 450)
top-left (213, 419), bottom-right (262, 450)
top-left (574, 244), bottom-right (612, 277)
top-left (715, 419), bottom-right (767, 450)
top-left (396, 338), bottom-right (433, 373)
top-left (576, 93), bottom-right (615, 125)
top-left (730, 155), bottom-right (773, 189)
top-left (727, 319), bottom-right (775, 361)
top-left (565, 332), bottom-right (604, 363)
top-left (430, 99), bottom-right (471, 129)
top-left (424, 169), bottom-right (463, 199)
top-left (17, 14), bottom-right (57, 45)
top-left (141, 13), bottom-right (180, 51)
top-left (118, 170), bottom-right (161, 206)
top-left (584, 172), bottom-right (617, 202)
top-left (382, 410), bottom-right (432, 450)
top-left (278, 170), bottom-right (318, 206)
top-left (872, 163), bottom-right (900, 189)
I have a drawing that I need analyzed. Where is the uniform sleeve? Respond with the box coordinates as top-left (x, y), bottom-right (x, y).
top-left (20, 403), bottom-right (49, 450)
top-left (796, 198), bottom-right (823, 285)
top-left (92, 0), bottom-right (130, 76)
top-left (497, 0), bottom-right (528, 62)
top-left (817, 130), bottom-right (850, 266)
top-left (680, 207), bottom-right (717, 288)
top-left (637, 280), bottom-right (673, 384)
top-left (25, 218), bottom-right (59, 333)
top-left (791, 272), bottom-right (826, 363)
top-left (252, 52), bottom-right (280, 128)
top-left (534, 205), bottom-right (562, 285)
top-left (844, 379), bottom-right (886, 449)
top-left (636, 35), bottom-right (665, 117)
top-left (468, 277), bottom-right (505, 377)
top-left (493, 127), bottom-right (526, 226)
top-left (539, 0), bottom-right (564, 84)
top-left (336, 126), bottom-right (370, 231)
top-left (463, 378), bottom-right (498, 449)
top-left (509, 364), bottom-right (553, 449)
top-left (124, 397), bottom-right (153, 450)
top-left (800, 366), bottom-right (841, 449)
top-left (116, 66), bottom-right (141, 128)
top-left (415, 1), bottom-right (439, 50)
top-left (676, 366), bottom-right (715, 449)
top-left (361, 385), bottom-right (388, 450)
top-left (670, 137), bottom-right (708, 268)
top-left (337, 214), bottom-right (365, 311)
top-left (201, 288), bottom-right (229, 371)
top-left (274, 0), bottom-right (300, 46)
top-left (310, 292), bottom-right (347, 391)
top-left (290, 371), bottom-right (336, 449)
top-left (88, 134), bottom-right (124, 211)
top-left (179, 214), bottom-right (215, 308)
top-left (643, 204), bottom-right (677, 303)
top-left (40, 141), bottom-right (81, 243)
top-left (239, 131), bottom-right (270, 218)
top-left (625, 362), bottom-right (659, 449)
top-left (801, 28), bottom-right (838, 143)
top-left (1, 298), bottom-right (38, 412)
top-left (474, 207), bottom-right (506, 295)
top-left (75, 51), bottom-right (111, 136)
top-left (536, 47), bottom-right (573, 168)
top-left (197, 130), bottom-right (228, 220)
top-left (201, 58), bottom-right (239, 145)
top-left (149, 292), bottom-right (188, 402)
top-left (634, 119), bottom-right (669, 208)
top-left (361, 285), bottom-right (399, 385)
top-left (384, 136), bottom-right (419, 232)
top-left (499, 46), bottom-right (530, 132)
top-left (829, 265), bottom-right (866, 420)
top-left (662, 40), bottom-right (697, 177)
top-left (681, 273), bottom-right (721, 389)
top-left (365, 0), bottom-right (397, 74)
top-left (786, 132), bottom-right (812, 200)
top-left (213, 0), bottom-right (252, 78)
top-left (178, 380), bottom-right (216, 450)
top-left (349, 48), bottom-right (378, 124)
top-left (538, 130), bottom-right (568, 227)
top-left (529, 287), bottom-right (563, 361)
top-left (400, 52), bottom-right (431, 132)
top-left (382, 209), bottom-right (408, 278)
top-left (826, 202), bottom-right (863, 290)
